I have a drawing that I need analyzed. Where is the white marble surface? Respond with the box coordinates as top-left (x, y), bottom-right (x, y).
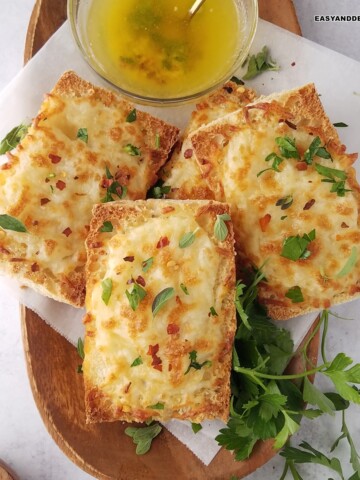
top-left (0, 1), bottom-right (360, 479)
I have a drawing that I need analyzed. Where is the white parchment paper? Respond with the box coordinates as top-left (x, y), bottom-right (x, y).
top-left (0, 19), bottom-right (359, 466)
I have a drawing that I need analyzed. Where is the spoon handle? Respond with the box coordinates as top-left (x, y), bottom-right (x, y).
top-left (188, 0), bottom-right (207, 18)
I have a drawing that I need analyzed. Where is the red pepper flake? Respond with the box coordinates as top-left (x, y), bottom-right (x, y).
top-left (101, 178), bottom-right (113, 188)
top-left (0, 246), bottom-right (10, 254)
top-left (296, 162), bottom-right (308, 171)
top-left (284, 119), bottom-right (297, 130)
top-left (167, 324), bottom-right (180, 335)
top-left (259, 214), bottom-right (271, 232)
top-left (40, 198), bottom-right (50, 206)
top-left (90, 241), bottom-right (103, 248)
top-left (32, 220), bottom-right (39, 226)
top-left (153, 364), bottom-right (163, 372)
top-left (124, 382), bottom-right (132, 393)
top-left (136, 275), bottom-right (146, 287)
top-left (84, 225), bottom-right (90, 232)
top-left (156, 236), bottom-right (170, 249)
top-left (49, 153), bottom-right (61, 164)
top-left (303, 199), bottom-right (315, 210)
top-left (147, 344), bottom-right (159, 356)
top-left (56, 180), bottom-right (66, 190)
top-left (62, 227), bottom-right (72, 237)
top-left (123, 256), bottom-right (135, 262)
top-left (168, 364), bottom-right (172, 372)
top-left (1, 163), bottom-right (11, 170)
top-left (151, 356), bottom-right (162, 366)
top-left (127, 278), bottom-right (134, 284)
top-left (184, 149), bottom-right (193, 159)
top-left (31, 263), bottom-right (39, 272)
top-left (341, 222), bottom-right (349, 228)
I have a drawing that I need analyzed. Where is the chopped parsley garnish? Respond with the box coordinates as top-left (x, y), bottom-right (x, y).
top-left (257, 152), bottom-right (284, 177)
top-left (131, 356), bottom-right (143, 367)
top-left (185, 350), bottom-right (212, 375)
top-left (314, 163), bottom-right (351, 197)
top-left (123, 143), bottom-right (141, 156)
top-left (285, 286), bottom-right (304, 303)
top-left (242, 46), bottom-right (280, 80)
top-left (126, 283), bottom-right (147, 311)
top-left (191, 423), bottom-right (203, 434)
top-left (214, 213), bottom-right (231, 241)
top-left (335, 247), bottom-right (358, 278)
top-left (126, 108), bottom-right (137, 123)
top-left (281, 229), bottom-right (316, 261)
top-left (276, 195), bottom-right (293, 210)
top-left (99, 221), bottom-right (113, 232)
top-left (147, 402), bottom-right (165, 410)
top-left (147, 180), bottom-right (171, 199)
top-left (125, 423), bottom-right (162, 455)
top-left (142, 257), bottom-right (154, 272)
top-left (155, 133), bottom-right (161, 149)
top-left (101, 165), bottom-right (127, 203)
top-left (209, 306), bottom-right (218, 317)
top-left (152, 287), bottom-right (174, 316)
top-left (276, 136), bottom-right (300, 159)
top-left (76, 128), bottom-right (88, 143)
top-left (180, 283), bottom-right (189, 295)
top-left (0, 122), bottom-right (30, 154)
top-left (230, 75), bottom-right (244, 85)
top-left (77, 337), bottom-right (85, 359)
top-left (0, 214), bottom-right (27, 233)
top-left (179, 229), bottom-right (198, 248)
top-left (333, 122), bottom-right (348, 127)
top-left (101, 278), bottom-right (113, 305)
top-left (304, 136), bottom-right (332, 164)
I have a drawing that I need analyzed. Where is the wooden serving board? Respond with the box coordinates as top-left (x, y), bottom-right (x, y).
top-left (21, 1), bottom-right (305, 479)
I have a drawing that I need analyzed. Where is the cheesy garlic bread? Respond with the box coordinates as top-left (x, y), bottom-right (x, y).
top-left (83, 199), bottom-right (236, 423)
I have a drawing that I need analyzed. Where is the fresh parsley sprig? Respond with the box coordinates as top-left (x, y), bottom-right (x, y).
top-left (0, 122), bottom-right (30, 154)
top-left (242, 46), bottom-right (280, 80)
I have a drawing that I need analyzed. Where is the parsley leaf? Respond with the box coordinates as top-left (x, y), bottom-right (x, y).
top-left (101, 278), bottom-right (113, 305)
top-left (303, 376), bottom-right (335, 414)
top-left (180, 283), bottom-right (189, 295)
top-left (335, 247), bottom-right (358, 278)
top-left (126, 108), bottom-right (137, 122)
top-left (333, 122), bottom-right (348, 128)
top-left (152, 287), bottom-right (174, 316)
top-left (131, 356), bottom-right (143, 367)
top-left (281, 229), bottom-right (316, 261)
top-left (77, 337), bottom-right (85, 359)
top-left (125, 423), bottom-right (162, 455)
top-left (0, 214), bottom-right (27, 233)
top-left (101, 166), bottom-right (127, 203)
top-left (76, 128), bottom-right (88, 143)
top-left (126, 283), bottom-right (147, 311)
top-left (304, 136), bottom-right (332, 164)
top-left (276, 136), bottom-right (300, 159)
top-left (184, 350), bottom-right (212, 375)
top-left (123, 143), bottom-right (141, 156)
top-left (179, 230), bottom-right (197, 248)
top-left (155, 133), bottom-right (161, 149)
top-left (276, 195), bottom-right (293, 210)
top-left (314, 163), bottom-right (351, 197)
top-left (147, 402), bottom-right (165, 410)
top-left (257, 152), bottom-right (284, 177)
top-left (242, 46), bottom-right (280, 80)
top-left (0, 123), bottom-right (29, 154)
top-left (191, 423), bottom-right (202, 434)
top-left (214, 213), bottom-right (231, 241)
top-left (285, 286), bottom-right (304, 303)
top-left (99, 221), bottom-right (113, 232)
top-left (142, 257), bottom-right (154, 272)
top-left (147, 180), bottom-right (171, 199)
top-left (323, 353), bottom-right (360, 404)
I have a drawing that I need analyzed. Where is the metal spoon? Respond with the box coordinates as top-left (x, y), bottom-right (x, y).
top-left (188, 0), bottom-right (207, 19)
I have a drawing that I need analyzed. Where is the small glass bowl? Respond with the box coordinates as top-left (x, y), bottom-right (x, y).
top-left (68, 0), bottom-right (258, 106)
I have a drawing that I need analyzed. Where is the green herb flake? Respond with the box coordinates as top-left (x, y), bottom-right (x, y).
top-left (77, 337), bottom-right (85, 359)
top-left (185, 350), bottom-right (212, 375)
top-left (214, 213), bottom-right (231, 241)
top-left (179, 230), bottom-right (197, 248)
top-left (0, 214), bottom-right (27, 233)
top-left (155, 133), bottom-right (161, 149)
top-left (191, 423), bottom-right (203, 434)
top-left (257, 152), bottom-right (284, 177)
top-left (101, 165), bottom-right (127, 203)
top-left (147, 402), bottom-right (165, 410)
top-left (76, 128), bottom-right (88, 143)
top-left (123, 143), bottom-right (141, 156)
top-left (126, 283), bottom-right (147, 311)
top-left (276, 195), bottom-right (293, 210)
top-left (281, 229), bottom-right (316, 261)
top-left (180, 283), bottom-right (189, 295)
top-left (275, 136), bottom-right (300, 159)
top-left (125, 423), bottom-right (162, 455)
top-left (230, 76), bottom-right (244, 85)
top-left (280, 215), bottom-right (287, 220)
top-left (333, 122), bottom-right (348, 127)
top-left (147, 181), bottom-right (171, 199)
top-left (335, 247), bottom-right (358, 278)
top-left (131, 356), bottom-right (143, 367)
top-left (152, 287), bottom-right (175, 316)
top-left (304, 136), bottom-right (332, 165)
top-left (0, 123), bottom-right (30, 155)
top-left (101, 278), bottom-right (113, 305)
top-left (209, 306), bottom-right (218, 316)
top-left (285, 286), bottom-right (304, 303)
top-left (99, 221), bottom-right (113, 233)
top-left (242, 46), bottom-right (280, 80)
top-left (142, 257), bottom-right (154, 272)
top-left (314, 163), bottom-right (351, 197)
top-left (126, 108), bottom-right (137, 123)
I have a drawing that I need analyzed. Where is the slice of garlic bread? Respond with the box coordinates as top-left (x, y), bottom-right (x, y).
top-left (0, 71), bottom-right (179, 307)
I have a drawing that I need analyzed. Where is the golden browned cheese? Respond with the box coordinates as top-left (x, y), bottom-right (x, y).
top-left (0, 71), bottom-right (179, 307)
top-left (160, 81), bottom-right (257, 200)
top-left (83, 199), bottom-right (236, 423)
top-left (190, 84), bottom-right (360, 319)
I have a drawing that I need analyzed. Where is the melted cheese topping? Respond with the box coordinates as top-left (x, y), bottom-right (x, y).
top-left (0, 72), bottom-right (178, 306)
top-left (191, 104), bottom-right (360, 319)
top-left (84, 200), bottom-right (236, 422)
